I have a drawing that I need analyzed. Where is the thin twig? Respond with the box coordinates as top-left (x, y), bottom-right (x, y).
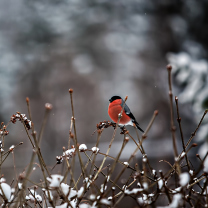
top-left (89, 130), bottom-right (102, 174)
top-left (69, 89), bottom-right (86, 179)
top-left (175, 96), bottom-right (190, 170)
top-left (167, 65), bottom-right (178, 158)
top-left (167, 65), bottom-right (180, 175)
top-left (37, 103), bottom-right (53, 144)
top-left (185, 109), bottom-right (208, 149)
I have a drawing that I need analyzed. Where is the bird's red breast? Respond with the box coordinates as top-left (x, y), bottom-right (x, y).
top-left (108, 99), bottom-right (131, 125)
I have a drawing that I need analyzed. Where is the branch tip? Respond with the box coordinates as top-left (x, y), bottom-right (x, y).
top-left (45, 103), bottom-right (53, 110)
top-left (154, 110), bottom-right (159, 115)
top-left (26, 97), bottom-right (30, 103)
top-left (166, 64), bottom-right (172, 71)
top-left (192, 143), bottom-right (198, 147)
top-left (69, 88), bottom-right (73, 93)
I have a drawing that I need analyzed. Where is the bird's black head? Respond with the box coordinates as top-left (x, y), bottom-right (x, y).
top-left (109, 95), bottom-right (122, 103)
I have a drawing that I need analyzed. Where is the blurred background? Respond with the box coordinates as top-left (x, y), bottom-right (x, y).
top-left (0, 0), bottom-right (208, 197)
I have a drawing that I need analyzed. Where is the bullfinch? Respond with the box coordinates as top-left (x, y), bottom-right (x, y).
top-left (108, 95), bottom-right (144, 132)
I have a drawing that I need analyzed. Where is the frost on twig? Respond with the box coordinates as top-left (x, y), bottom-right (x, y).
top-left (10, 113), bottom-right (32, 130)
top-left (79, 144), bottom-right (87, 152)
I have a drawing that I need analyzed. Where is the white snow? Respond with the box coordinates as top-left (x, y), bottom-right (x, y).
top-left (89, 194), bottom-right (96, 201)
top-left (25, 195), bottom-right (30, 200)
top-left (85, 178), bottom-right (92, 189)
top-left (100, 198), bottom-right (111, 205)
top-left (100, 184), bottom-right (107, 193)
top-left (60, 183), bottom-right (70, 195)
top-left (203, 186), bottom-right (208, 195)
top-left (91, 147), bottom-right (99, 154)
top-left (9, 145), bottom-right (15, 151)
top-left (122, 185), bottom-right (127, 191)
top-left (42, 189), bottom-right (53, 200)
top-left (77, 187), bottom-right (84, 198)
top-left (137, 197), bottom-right (144, 206)
top-left (63, 148), bottom-right (75, 158)
top-left (47, 174), bottom-right (64, 188)
top-left (84, 177), bottom-right (89, 183)
top-left (0, 183), bottom-right (12, 201)
top-left (68, 189), bottom-right (77, 200)
top-left (28, 190), bottom-right (42, 203)
top-left (143, 182), bottom-right (148, 190)
top-left (170, 187), bottom-right (182, 193)
top-left (124, 188), bottom-right (143, 195)
top-left (180, 152), bottom-right (186, 158)
top-left (18, 183), bottom-right (22, 190)
top-left (0, 178), bottom-right (6, 183)
top-left (179, 172), bottom-right (190, 187)
top-left (137, 193), bottom-right (153, 206)
top-left (123, 162), bottom-right (129, 167)
top-left (35, 194), bottom-right (42, 202)
top-left (11, 188), bottom-right (15, 194)
top-left (152, 169), bottom-right (156, 175)
top-left (79, 144), bottom-right (87, 152)
top-left (189, 170), bottom-right (194, 176)
top-left (27, 190), bottom-right (42, 203)
top-left (28, 121), bottom-right (32, 128)
top-left (108, 196), bottom-right (112, 201)
top-left (29, 193), bottom-right (35, 201)
top-left (158, 179), bottom-right (164, 190)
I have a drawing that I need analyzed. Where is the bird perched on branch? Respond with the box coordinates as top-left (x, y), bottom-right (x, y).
top-left (108, 95), bottom-right (144, 132)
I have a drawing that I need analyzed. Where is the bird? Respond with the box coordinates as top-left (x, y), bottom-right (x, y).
top-left (108, 95), bottom-right (144, 132)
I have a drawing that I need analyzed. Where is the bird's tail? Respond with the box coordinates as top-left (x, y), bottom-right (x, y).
top-left (134, 120), bottom-right (144, 133)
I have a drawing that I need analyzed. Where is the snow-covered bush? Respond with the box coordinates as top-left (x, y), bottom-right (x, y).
top-left (0, 69), bottom-right (207, 207)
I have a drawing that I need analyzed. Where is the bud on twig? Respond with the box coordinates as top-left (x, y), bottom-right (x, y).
top-left (166, 64), bottom-right (172, 71)
top-left (45, 103), bottom-right (53, 110)
top-left (69, 88), bottom-right (73, 94)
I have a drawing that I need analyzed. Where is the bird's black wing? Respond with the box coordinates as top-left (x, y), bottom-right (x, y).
top-left (121, 99), bottom-right (136, 119)
top-left (121, 100), bottom-right (144, 132)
